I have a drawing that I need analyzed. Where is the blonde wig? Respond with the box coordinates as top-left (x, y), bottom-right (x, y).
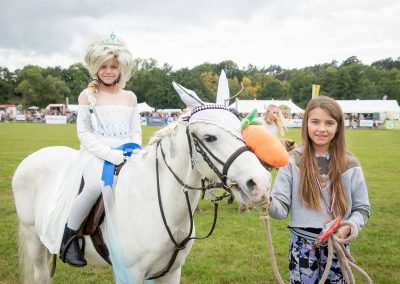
top-left (84, 32), bottom-right (134, 89)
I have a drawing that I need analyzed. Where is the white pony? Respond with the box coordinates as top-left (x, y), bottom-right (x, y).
top-left (12, 83), bottom-right (272, 284)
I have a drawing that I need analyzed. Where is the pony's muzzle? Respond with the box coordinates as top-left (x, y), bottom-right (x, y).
top-left (248, 177), bottom-right (270, 205)
top-left (246, 179), bottom-right (256, 189)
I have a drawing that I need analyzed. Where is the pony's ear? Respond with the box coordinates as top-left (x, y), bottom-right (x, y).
top-left (216, 69), bottom-right (230, 107)
top-left (172, 82), bottom-right (204, 108)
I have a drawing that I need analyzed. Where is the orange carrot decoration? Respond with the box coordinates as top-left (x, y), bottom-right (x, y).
top-left (241, 109), bottom-right (289, 167)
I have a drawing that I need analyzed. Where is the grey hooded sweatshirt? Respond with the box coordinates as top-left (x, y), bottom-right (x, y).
top-left (269, 146), bottom-right (370, 234)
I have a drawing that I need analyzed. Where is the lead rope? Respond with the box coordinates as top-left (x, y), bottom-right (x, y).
top-left (321, 221), bottom-right (373, 284)
top-left (260, 203), bottom-right (285, 284)
top-left (260, 203), bottom-right (373, 284)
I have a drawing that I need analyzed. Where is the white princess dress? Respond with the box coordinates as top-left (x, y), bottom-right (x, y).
top-left (38, 91), bottom-right (142, 254)
top-left (77, 104), bottom-right (142, 163)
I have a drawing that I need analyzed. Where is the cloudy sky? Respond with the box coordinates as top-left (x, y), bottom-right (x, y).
top-left (1, 0), bottom-right (399, 71)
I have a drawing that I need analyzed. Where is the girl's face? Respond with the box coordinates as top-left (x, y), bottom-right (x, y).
top-left (97, 57), bottom-right (120, 85)
top-left (268, 107), bottom-right (279, 121)
top-left (307, 107), bottom-right (338, 153)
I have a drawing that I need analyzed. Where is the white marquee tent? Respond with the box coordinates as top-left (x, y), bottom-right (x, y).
top-left (158, 108), bottom-right (182, 113)
top-left (229, 99), bottom-right (304, 114)
top-left (67, 104), bottom-right (79, 112)
top-left (138, 102), bottom-right (155, 113)
top-left (336, 100), bottom-right (400, 114)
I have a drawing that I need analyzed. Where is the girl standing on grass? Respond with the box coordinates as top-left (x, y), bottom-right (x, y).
top-left (59, 32), bottom-right (142, 267)
top-left (268, 96), bottom-right (370, 283)
top-left (262, 104), bottom-right (286, 137)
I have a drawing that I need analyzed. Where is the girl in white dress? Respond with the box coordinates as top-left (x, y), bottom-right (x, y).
top-left (60, 33), bottom-right (142, 267)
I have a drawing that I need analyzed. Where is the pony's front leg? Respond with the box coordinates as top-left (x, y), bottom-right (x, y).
top-left (152, 268), bottom-right (181, 284)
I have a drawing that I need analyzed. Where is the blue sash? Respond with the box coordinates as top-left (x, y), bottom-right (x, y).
top-left (101, 143), bottom-right (141, 187)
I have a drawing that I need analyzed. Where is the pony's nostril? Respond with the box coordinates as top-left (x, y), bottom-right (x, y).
top-left (246, 179), bottom-right (256, 189)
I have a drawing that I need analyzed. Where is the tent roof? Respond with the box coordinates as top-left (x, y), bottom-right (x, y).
top-left (138, 102), bottom-right (155, 113)
top-left (336, 100), bottom-right (400, 113)
top-left (46, 104), bottom-right (65, 109)
top-left (67, 104), bottom-right (79, 112)
top-left (158, 108), bottom-right (182, 113)
top-left (229, 99), bottom-right (304, 113)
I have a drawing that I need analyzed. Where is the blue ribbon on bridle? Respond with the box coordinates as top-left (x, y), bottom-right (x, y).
top-left (101, 142), bottom-right (141, 187)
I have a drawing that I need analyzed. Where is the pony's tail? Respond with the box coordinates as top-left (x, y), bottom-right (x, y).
top-left (18, 224), bottom-right (34, 284)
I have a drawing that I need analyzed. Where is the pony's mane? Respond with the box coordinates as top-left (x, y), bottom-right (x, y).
top-left (148, 119), bottom-right (187, 145)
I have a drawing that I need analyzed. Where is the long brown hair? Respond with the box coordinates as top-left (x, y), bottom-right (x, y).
top-left (299, 96), bottom-right (348, 217)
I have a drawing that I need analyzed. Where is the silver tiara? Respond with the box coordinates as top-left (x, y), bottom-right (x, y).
top-left (99, 32), bottom-right (126, 46)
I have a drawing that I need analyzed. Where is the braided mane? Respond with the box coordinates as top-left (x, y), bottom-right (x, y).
top-left (148, 120), bottom-right (186, 146)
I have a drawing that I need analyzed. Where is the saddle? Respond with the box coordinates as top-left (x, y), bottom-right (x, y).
top-left (77, 161), bottom-right (126, 265)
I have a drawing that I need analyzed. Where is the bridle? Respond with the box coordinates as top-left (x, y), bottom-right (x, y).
top-left (187, 127), bottom-right (251, 191)
top-left (147, 123), bottom-right (252, 280)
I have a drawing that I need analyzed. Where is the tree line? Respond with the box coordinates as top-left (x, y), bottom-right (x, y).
top-left (1, 56), bottom-right (399, 109)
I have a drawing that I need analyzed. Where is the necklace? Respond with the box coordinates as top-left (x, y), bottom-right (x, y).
top-left (316, 178), bottom-right (336, 217)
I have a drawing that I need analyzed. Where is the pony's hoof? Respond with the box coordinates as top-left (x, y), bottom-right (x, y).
top-left (238, 204), bottom-right (253, 213)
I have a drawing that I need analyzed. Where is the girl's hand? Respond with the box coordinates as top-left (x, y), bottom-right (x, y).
top-left (335, 224), bottom-right (351, 239)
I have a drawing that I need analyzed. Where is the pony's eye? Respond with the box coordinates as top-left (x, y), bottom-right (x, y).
top-left (203, 134), bottom-right (217, 143)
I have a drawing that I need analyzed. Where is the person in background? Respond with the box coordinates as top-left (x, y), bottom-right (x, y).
top-left (60, 32), bottom-right (142, 267)
top-left (268, 96), bottom-right (370, 283)
top-left (262, 104), bottom-right (286, 137)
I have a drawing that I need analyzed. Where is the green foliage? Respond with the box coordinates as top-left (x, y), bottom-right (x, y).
top-left (287, 69), bottom-right (317, 107)
top-left (0, 124), bottom-right (399, 283)
top-left (0, 79), bottom-right (13, 103)
top-left (265, 65), bottom-right (289, 81)
top-left (142, 68), bottom-right (175, 109)
top-left (15, 65), bottom-right (70, 107)
top-left (2, 56), bottom-right (400, 109)
top-left (173, 68), bottom-right (214, 103)
top-left (126, 59), bottom-right (158, 103)
top-left (340, 56), bottom-right (362, 66)
top-left (62, 64), bottom-right (91, 104)
top-left (257, 75), bottom-right (289, 100)
top-left (372, 57), bottom-right (400, 69)
top-left (0, 67), bottom-right (17, 103)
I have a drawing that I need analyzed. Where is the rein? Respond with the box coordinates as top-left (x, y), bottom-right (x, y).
top-left (147, 141), bottom-right (219, 280)
top-left (148, 128), bottom-right (251, 280)
top-left (159, 141), bottom-right (222, 191)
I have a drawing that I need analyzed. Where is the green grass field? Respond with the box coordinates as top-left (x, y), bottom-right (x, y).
top-left (0, 123), bottom-right (399, 283)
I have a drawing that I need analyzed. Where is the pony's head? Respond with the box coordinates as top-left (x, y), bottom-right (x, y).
top-left (173, 82), bottom-right (271, 206)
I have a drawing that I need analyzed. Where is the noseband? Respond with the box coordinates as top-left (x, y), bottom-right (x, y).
top-left (186, 127), bottom-right (251, 191)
